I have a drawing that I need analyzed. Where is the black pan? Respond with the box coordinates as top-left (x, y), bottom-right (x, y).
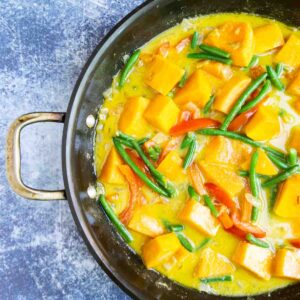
top-left (6, 0), bottom-right (300, 299)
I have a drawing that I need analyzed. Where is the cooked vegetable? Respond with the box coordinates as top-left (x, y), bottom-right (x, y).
top-left (177, 232), bottom-right (195, 252)
top-left (246, 233), bottom-right (269, 248)
top-left (245, 55), bottom-right (259, 69)
top-left (188, 185), bottom-right (200, 201)
top-left (290, 239), bottom-right (300, 248)
top-left (178, 70), bottom-right (188, 88)
top-left (202, 61), bottom-right (233, 80)
top-left (267, 152), bottom-right (289, 170)
top-left (199, 44), bottom-right (231, 59)
top-left (228, 106), bottom-right (258, 132)
top-left (275, 63), bottom-right (284, 77)
top-left (183, 138), bottom-right (196, 169)
top-left (249, 151), bottom-right (260, 222)
top-left (196, 238), bottom-right (211, 250)
top-left (287, 69), bottom-right (300, 95)
top-left (238, 170), bottom-right (271, 179)
top-left (220, 73), bottom-right (267, 130)
top-left (191, 31), bottom-right (199, 49)
top-left (119, 49), bottom-right (141, 87)
top-left (266, 65), bottom-right (284, 91)
top-left (181, 132), bottom-right (196, 149)
top-left (203, 95), bottom-right (215, 114)
top-left (239, 80), bottom-right (271, 113)
top-left (98, 195), bottom-right (133, 243)
top-left (289, 126), bottom-right (300, 154)
top-left (203, 194), bottom-right (219, 218)
top-left (187, 52), bottom-right (232, 64)
top-left (200, 275), bottom-right (233, 284)
top-left (147, 145), bottom-right (161, 161)
top-left (189, 162), bottom-right (206, 195)
top-left (218, 210), bottom-right (234, 229)
top-left (288, 148), bottom-right (298, 166)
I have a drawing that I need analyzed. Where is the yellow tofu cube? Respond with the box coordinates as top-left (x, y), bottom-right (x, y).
top-left (288, 70), bottom-right (300, 96)
top-left (289, 125), bottom-right (300, 154)
top-left (142, 232), bottom-right (181, 268)
top-left (254, 23), bottom-right (284, 54)
top-left (118, 96), bottom-right (151, 138)
top-left (146, 55), bottom-right (184, 95)
top-left (194, 248), bottom-right (236, 278)
top-left (174, 70), bottom-right (212, 108)
top-left (128, 208), bottom-right (165, 237)
top-left (245, 106), bottom-right (281, 141)
top-left (144, 95), bottom-right (180, 133)
top-left (100, 147), bottom-right (125, 185)
top-left (241, 149), bottom-right (278, 176)
top-left (273, 249), bottom-right (300, 280)
top-left (198, 161), bottom-right (245, 198)
top-left (156, 150), bottom-right (186, 182)
top-left (163, 246), bottom-right (191, 272)
top-left (232, 241), bottom-right (273, 280)
top-left (179, 200), bottom-right (220, 236)
top-left (275, 34), bottom-right (300, 68)
top-left (201, 61), bottom-right (233, 80)
top-left (213, 75), bottom-right (251, 114)
top-left (273, 174), bottom-right (300, 218)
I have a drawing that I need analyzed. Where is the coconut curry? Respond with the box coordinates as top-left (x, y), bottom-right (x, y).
top-left (94, 13), bottom-right (300, 296)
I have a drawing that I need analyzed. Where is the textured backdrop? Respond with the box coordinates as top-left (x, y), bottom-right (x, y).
top-left (0, 0), bottom-right (145, 299)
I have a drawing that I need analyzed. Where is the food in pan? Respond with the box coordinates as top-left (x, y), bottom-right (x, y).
top-left (95, 13), bottom-right (300, 296)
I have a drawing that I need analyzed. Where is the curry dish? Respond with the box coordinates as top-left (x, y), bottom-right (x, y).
top-left (94, 13), bottom-right (300, 296)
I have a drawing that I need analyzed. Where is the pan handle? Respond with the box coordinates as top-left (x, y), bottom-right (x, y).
top-left (6, 112), bottom-right (66, 200)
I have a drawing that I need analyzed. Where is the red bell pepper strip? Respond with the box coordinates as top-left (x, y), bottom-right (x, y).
top-left (290, 238), bottom-right (300, 248)
top-left (218, 210), bottom-right (234, 229)
top-left (170, 118), bottom-right (220, 136)
top-left (228, 106), bottom-right (258, 132)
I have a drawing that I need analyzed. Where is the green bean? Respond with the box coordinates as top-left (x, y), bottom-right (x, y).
top-left (197, 128), bottom-right (286, 159)
top-left (191, 31), bottom-right (199, 49)
top-left (275, 63), bottom-right (284, 77)
top-left (119, 49), bottom-right (141, 87)
top-left (188, 185), bottom-right (200, 201)
top-left (203, 195), bottom-right (219, 217)
top-left (179, 70), bottom-right (188, 88)
top-left (239, 80), bottom-right (271, 113)
top-left (196, 238), bottom-right (211, 250)
top-left (163, 220), bottom-right (184, 232)
top-left (138, 136), bottom-right (150, 145)
top-left (177, 232), bottom-right (195, 252)
top-left (245, 55), bottom-right (259, 70)
top-left (203, 95), bottom-right (215, 114)
top-left (199, 44), bottom-right (231, 59)
top-left (246, 233), bottom-right (269, 248)
top-left (267, 152), bottom-right (289, 170)
top-left (288, 148), bottom-right (298, 166)
top-left (147, 145), bottom-right (161, 161)
top-left (187, 52), bottom-right (232, 65)
top-left (181, 132), bottom-right (195, 149)
top-left (251, 206), bottom-right (259, 222)
top-left (238, 170), bottom-right (271, 180)
top-left (262, 165), bottom-right (300, 188)
top-left (250, 151), bottom-right (259, 197)
top-left (98, 195), bottom-right (133, 243)
top-left (200, 275), bottom-right (233, 284)
top-left (220, 73), bottom-right (268, 130)
top-left (183, 139), bottom-right (197, 169)
top-left (269, 185), bottom-right (278, 209)
top-left (266, 65), bottom-right (284, 91)
top-left (117, 131), bottom-right (148, 145)
top-left (113, 138), bottom-right (170, 197)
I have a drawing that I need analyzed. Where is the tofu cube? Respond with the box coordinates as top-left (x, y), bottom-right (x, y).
top-left (118, 96), bottom-right (151, 138)
top-left (144, 95), bottom-right (180, 133)
top-left (146, 55), bottom-right (184, 95)
top-left (273, 174), bottom-right (300, 218)
top-left (275, 34), bottom-right (300, 68)
top-left (142, 232), bottom-right (181, 268)
top-left (179, 200), bottom-right (220, 236)
top-left (273, 248), bottom-right (300, 280)
top-left (213, 75), bottom-right (251, 114)
top-left (288, 125), bottom-right (300, 154)
top-left (254, 23), bottom-right (284, 54)
top-left (156, 150), bottom-right (186, 182)
top-left (174, 70), bottom-right (212, 108)
top-left (245, 106), bottom-right (281, 141)
top-left (232, 241), bottom-right (273, 280)
top-left (100, 147), bottom-right (125, 184)
top-left (194, 248), bottom-right (236, 278)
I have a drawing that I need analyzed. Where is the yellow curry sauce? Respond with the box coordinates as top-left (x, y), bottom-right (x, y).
top-left (94, 13), bottom-right (300, 296)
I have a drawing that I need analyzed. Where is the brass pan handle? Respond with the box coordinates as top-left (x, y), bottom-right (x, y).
top-left (6, 112), bottom-right (66, 200)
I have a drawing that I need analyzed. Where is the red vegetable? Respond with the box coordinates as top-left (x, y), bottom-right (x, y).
top-left (228, 106), bottom-right (258, 132)
top-left (170, 118), bottom-right (220, 136)
top-left (218, 209), bottom-right (234, 229)
top-left (290, 238), bottom-right (300, 248)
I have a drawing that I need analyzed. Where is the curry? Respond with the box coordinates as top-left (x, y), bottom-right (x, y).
top-left (94, 13), bottom-right (300, 296)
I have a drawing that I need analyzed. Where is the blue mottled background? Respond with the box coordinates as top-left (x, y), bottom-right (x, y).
top-left (0, 0), bottom-right (145, 299)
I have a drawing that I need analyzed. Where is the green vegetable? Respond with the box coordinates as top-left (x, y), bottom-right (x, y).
top-left (117, 131), bottom-right (148, 146)
top-left (183, 139), bottom-right (197, 169)
top-left (269, 185), bottom-right (278, 209)
top-left (163, 220), bottom-right (184, 232)
top-left (203, 95), bottom-right (215, 114)
top-left (220, 73), bottom-right (268, 130)
top-left (181, 132), bottom-right (196, 149)
top-left (249, 151), bottom-right (260, 222)
top-left (177, 232), bottom-right (195, 252)
top-left (188, 185), bottom-right (200, 201)
top-left (197, 128), bottom-right (286, 159)
top-left (187, 52), bottom-right (232, 65)
top-left (267, 152), bottom-right (289, 170)
top-left (275, 63), bottom-right (284, 77)
top-left (191, 31), bottom-right (199, 49)
top-left (203, 195), bottom-right (219, 217)
top-left (138, 136), bottom-right (150, 145)
top-left (262, 165), bottom-right (300, 188)
top-left (246, 233), bottom-right (269, 248)
top-left (199, 44), bottom-right (231, 59)
top-left (179, 70), bottom-right (188, 88)
top-left (239, 80), bottom-right (271, 113)
top-left (266, 65), bottom-right (285, 91)
top-left (119, 49), bottom-right (141, 87)
top-left (288, 148), bottom-right (298, 166)
top-left (98, 195), bottom-right (133, 243)
top-left (113, 138), bottom-right (170, 197)
top-left (148, 145), bottom-right (161, 161)
top-left (245, 55), bottom-right (259, 70)
top-left (238, 170), bottom-right (271, 180)
top-left (251, 206), bottom-right (259, 222)
top-left (200, 275), bottom-right (233, 284)
top-left (196, 238), bottom-right (211, 250)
